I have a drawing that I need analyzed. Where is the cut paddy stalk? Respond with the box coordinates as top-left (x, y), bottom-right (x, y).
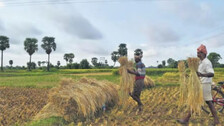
top-left (178, 61), bottom-right (188, 106)
top-left (34, 78), bottom-right (119, 122)
top-left (144, 76), bottom-right (155, 88)
top-left (187, 57), bottom-right (204, 115)
top-left (118, 56), bottom-right (135, 106)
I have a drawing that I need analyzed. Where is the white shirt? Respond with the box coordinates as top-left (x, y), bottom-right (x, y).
top-left (198, 58), bottom-right (214, 84)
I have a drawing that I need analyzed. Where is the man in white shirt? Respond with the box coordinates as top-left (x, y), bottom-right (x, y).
top-left (178, 44), bottom-right (220, 125)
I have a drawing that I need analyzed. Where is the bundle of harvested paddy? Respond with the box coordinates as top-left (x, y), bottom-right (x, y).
top-left (187, 57), bottom-right (204, 115)
top-left (144, 76), bottom-right (155, 88)
top-left (178, 61), bottom-right (188, 106)
top-left (34, 78), bottom-right (118, 122)
top-left (118, 56), bottom-right (135, 104)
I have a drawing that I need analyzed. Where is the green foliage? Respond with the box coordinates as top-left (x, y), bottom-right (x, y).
top-left (157, 64), bottom-right (163, 68)
top-left (37, 61), bottom-right (41, 67)
top-left (162, 60), bottom-right (166, 67)
top-left (91, 57), bottom-right (98, 67)
top-left (118, 43), bottom-right (127, 56)
top-left (80, 59), bottom-right (90, 69)
top-left (24, 38), bottom-right (38, 71)
top-left (167, 58), bottom-right (178, 68)
top-left (41, 36), bottom-right (56, 72)
top-left (207, 52), bottom-right (222, 67)
top-left (134, 49), bottom-right (143, 56)
top-left (112, 69), bottom-right (119, 75)
top-left (41, 37), bottom-right (56, 54)
top-left (111, 51), bottom-right (119, 66)
top-left (27, 62), bottom-right (36, 70)
top-left (0, 35), bottom-right (10, 71)
top-left (0, 35), bottom-right (10, 51)
top-left (57, 61), bottom-right (60, 69)
top-left (72, 63), bottom-right (80, 69)
top-left (64, 53), bottom-right (75, 64)
top-left (24, 38), bottom-right (38, 56)
top-left (9, 60), bottom-right (13, 68)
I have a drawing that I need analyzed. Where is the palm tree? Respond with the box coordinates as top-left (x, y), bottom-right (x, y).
top-left (57, 61), bottom-right (60, 69)
top-left (0, 35), bottom-right (10, 71)
top-left (24, 38), bottom-right (38, 71)
top-left (91, 57), bottom-right (98, 67)
top-left (68, 53), bottom-right (75, 64)
top-left (64, 53), bottom-right (70, 64)
top-left (9, 60), bottom-right (13, 69)
top-left (118, 43), bottom-right (127, 56)
top-left (41, 61), bottom-right (46, 66)
top-left (41, 36), bottom-right (56, 71)
top-left (64, 53), bottom-right (75, 69)
top-left (111, 51), bottom-right (119, 66)
top-left (38, 61), bottom-right (41, 67)
top-left (134, 49), bottom-right (143, 56)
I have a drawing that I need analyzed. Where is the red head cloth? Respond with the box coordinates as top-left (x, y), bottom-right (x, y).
top-left (197, 44), bottom-right (207, 55)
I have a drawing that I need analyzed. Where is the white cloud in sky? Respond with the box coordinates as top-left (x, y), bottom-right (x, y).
top-left (0, 1), bottom-right (4, 7)
top-left (41, 6), bottom-right (103, 40)
top-left (0, 0), bottom-right (224, 67)
top-left (157, 1), bottom-right (215, 27)
top-left (145, 25), bottom-right (180, 45)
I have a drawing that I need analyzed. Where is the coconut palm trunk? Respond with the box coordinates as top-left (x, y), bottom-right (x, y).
top-left (1, 50), bottom-right (3, 71)
top-left (47, 54), bottom-right (50, 71)
top-left (29, 55), bottom-right (32, 71)
top-left (114, 62), bottom-right (116, 67)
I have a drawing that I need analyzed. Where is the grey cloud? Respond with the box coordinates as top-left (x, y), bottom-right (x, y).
top-left (158, 1), bottom-right (217, 27)
top-left (203, 34), bottom-right (224, 48)
top-left (4, 24), bottom-right (43, 45)
top-left (11, 24), bottom-right (42, 36)
top-left (9, 38), bottom-right (22, 45)
top-left (82, 46), bottom-right (109, 56)
top-left (48, 10), bottom-right (103, 40)
top-left (0, 19), bottom-right (5, 31)
top-left (147, 25), bottom-right (180, 44)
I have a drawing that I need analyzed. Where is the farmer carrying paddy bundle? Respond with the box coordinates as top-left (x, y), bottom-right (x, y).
top-left (178, 44), bottom-right (220, 125)
top-left (127, 49), bottom-right (145, 111)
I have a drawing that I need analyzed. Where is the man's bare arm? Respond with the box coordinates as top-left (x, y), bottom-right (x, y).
top-left (127, 69), bottom-right (140, 76)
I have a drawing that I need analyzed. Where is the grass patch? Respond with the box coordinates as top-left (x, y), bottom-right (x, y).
top-left (23, 117), bottom-right (66, 126)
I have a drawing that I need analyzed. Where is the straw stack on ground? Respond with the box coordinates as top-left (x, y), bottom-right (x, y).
top-left (178, 61), bottom-right (188, 106)
top-left (118, 56), bottom-right (135, 104)
top-left (34, 78), bottom-right (119, 122)
top-left (144, 76), bottom-right (155, 88)
top-left (187, 57), bottom-right (204, 115)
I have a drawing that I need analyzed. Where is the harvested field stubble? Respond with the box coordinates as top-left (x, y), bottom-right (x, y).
top-left (0, 87), bottom-right (49, 126)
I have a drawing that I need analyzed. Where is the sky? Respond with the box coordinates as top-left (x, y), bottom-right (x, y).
top-left (0, 0), bottom-right (224, 67)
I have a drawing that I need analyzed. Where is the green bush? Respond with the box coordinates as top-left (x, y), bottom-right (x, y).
top-left (112, 69), bottom-right (119, 75)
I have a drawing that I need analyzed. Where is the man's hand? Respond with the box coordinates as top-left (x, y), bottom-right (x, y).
top-left (127, 69), bottom-right (139, 76)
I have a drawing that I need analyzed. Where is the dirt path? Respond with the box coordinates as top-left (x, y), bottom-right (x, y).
top-left (0, 87), bottom-right (49, 126)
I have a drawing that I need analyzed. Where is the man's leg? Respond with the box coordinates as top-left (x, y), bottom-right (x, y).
top-left (130, 80), bottom-right (144, 110)
top-left (206, 101), bottom-right (220, 125)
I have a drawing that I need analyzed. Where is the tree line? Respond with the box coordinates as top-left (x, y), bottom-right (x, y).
top-left (157, 52), bottom-right (223, 68)
top-left (0, 35), bottom-right (223, 71)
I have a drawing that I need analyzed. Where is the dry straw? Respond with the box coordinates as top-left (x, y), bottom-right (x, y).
top-left (144, 76), bottom-right (155, 88)
top-left (34, 78), bottom-right (119, 122)
top-left (187, 57), bottom-right (204, 115)
top-left (178, 61), bottom-right (188, 106)
top-left (118, 56), bottom-right (135, 105)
